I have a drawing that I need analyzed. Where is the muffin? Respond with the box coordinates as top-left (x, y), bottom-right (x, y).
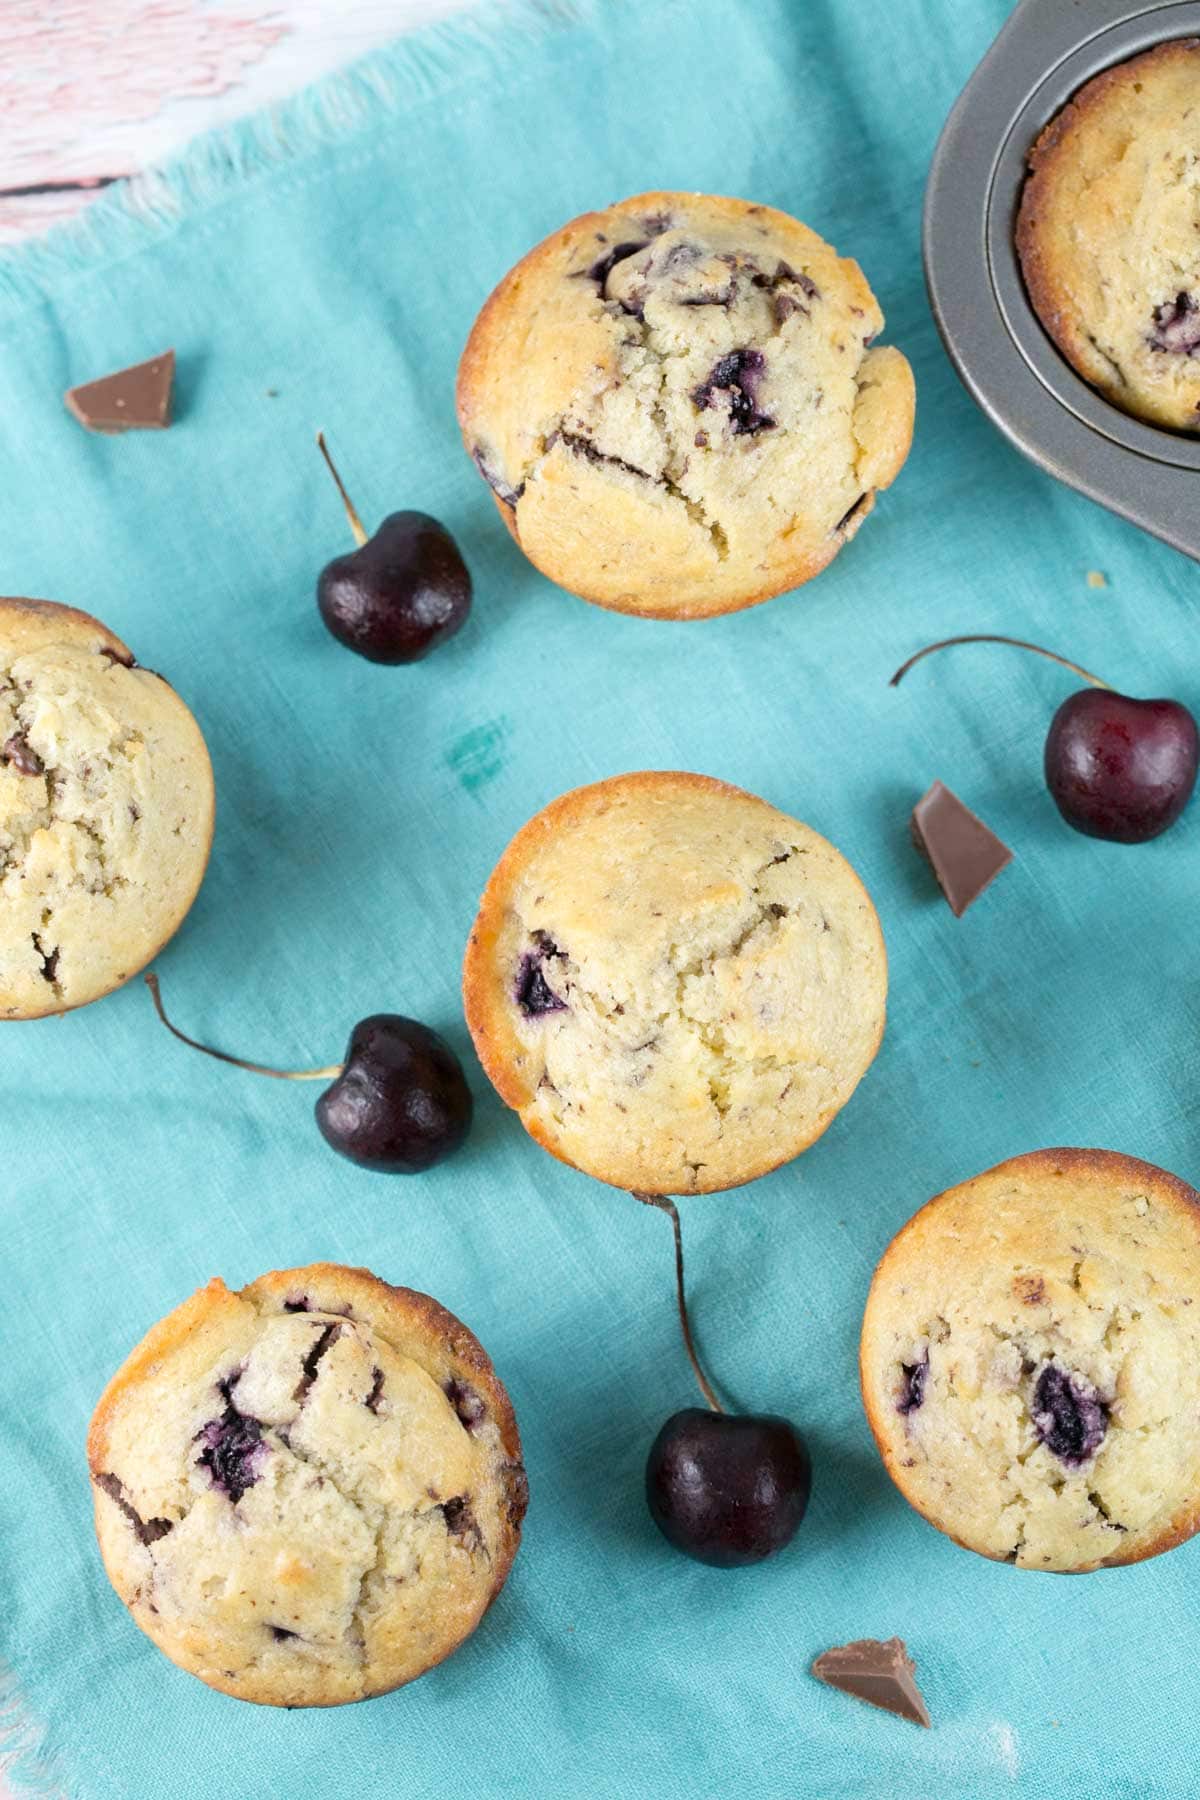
top-left (457, 191), bottom-right (914, 618)
top-left (861, 1149), bottom-right (1200, 1572)
top-left (0, 597), bottom-right (213, 1019)
top-left (463, 771), bottom-right (887, 1194)
top-left (88, 1263), bottom-right (527, 1706)
top-left (1017, 40), bottom-right (1200, 431)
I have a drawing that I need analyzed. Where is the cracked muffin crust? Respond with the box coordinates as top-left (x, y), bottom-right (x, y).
top-left (861, 1149), bottom-right (1200, 1573)
top-left (463, 772), bottom-right (887, 1194)
top-left (0, 597), bottom-right (213, 1019)
top-left (457, 191), bottom-right (914, 618)
top-left (1017, 40), bottom-right (1200, 431)
top-left (88, 1263), bottom-right (527, 1707)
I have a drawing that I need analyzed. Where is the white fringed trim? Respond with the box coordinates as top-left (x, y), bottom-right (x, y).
top-left (0, 0), bottom-right (600, 318)
top-left (0, 1663), bottom-right (64, 1798)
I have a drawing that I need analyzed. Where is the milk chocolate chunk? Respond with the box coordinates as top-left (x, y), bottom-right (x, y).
top-left (65, 350), bottom-right (175, 434)
top-left (911, 780), bottom-right (1012, 916)
top-left (811, 1636), bottom-right (930, 1727)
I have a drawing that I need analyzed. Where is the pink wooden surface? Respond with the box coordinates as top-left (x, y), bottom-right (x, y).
top-left (0, 0), bottom-right (470, 245)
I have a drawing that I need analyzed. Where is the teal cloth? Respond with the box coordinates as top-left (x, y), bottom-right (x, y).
top-left (2, 0), bottom-right (1199, 1794)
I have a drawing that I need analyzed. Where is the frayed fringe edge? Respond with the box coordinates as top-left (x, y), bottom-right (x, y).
top-left (0, 0), bottom-right (603, 319)
top-left (0, 1665), bottom-right (65, 1799)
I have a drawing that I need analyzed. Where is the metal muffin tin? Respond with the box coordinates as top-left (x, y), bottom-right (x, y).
top-left (924, 0), bottom-right (1200, 560)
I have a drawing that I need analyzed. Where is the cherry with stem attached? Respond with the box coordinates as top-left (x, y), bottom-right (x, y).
top-left (145, 973), bottom-right (472, 1174)
top-left (315, 432), bottom-right (471, 664)
top-left (891, 633), bottom-right (1198, 844)
top-left (635, 1192), bottom-right (811, 1567)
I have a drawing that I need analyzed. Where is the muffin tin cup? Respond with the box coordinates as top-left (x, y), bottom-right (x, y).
top-left (924, 0), bottom-right (1200, 560)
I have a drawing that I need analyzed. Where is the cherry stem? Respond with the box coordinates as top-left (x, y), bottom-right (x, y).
top-left (631, 1191), bottom-right (724, 1414)
top-left (889, 634), bottom-right (1112, 692)
top-left (315, 431), bottom-right (368, 549)
top-left (144, 974), bottom-right (343, 1082)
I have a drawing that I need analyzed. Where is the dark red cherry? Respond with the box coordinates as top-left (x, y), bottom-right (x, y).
top-left (646, 1407), bottom-right (811, 1567)
top-left (1044, 689), bottom-right (1198, 843)
top-left (145, 976), bottom-right (471, 1174)
top-left (315, 1014), bottom-right (472, 1172)
top-left (315, 433), bottom-right (470, 664)
top-left (633, 1192), bottom-right (811, 1568)
top-left (892, 634), bottom-right (1198, 845)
